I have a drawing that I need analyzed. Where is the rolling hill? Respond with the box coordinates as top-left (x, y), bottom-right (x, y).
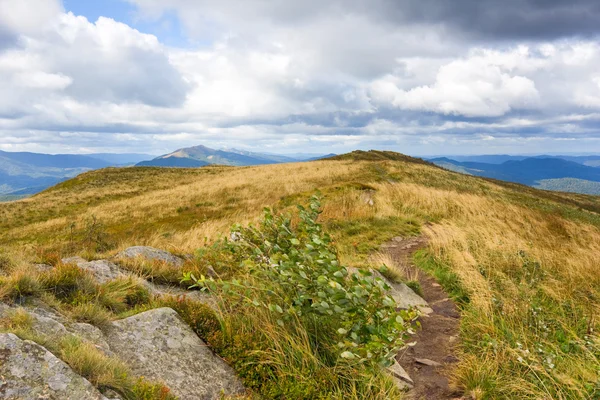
top-left (0, 151), bottom-right (598, 399)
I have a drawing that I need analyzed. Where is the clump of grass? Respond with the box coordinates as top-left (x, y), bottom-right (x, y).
top-left (0, 308), bottom-right (49, 346)
top-left (69, 302), bottom-right (113, 328)
top-left (59, 336), bottom-right (130, 391)
top-left (209, 303), bottom-right (399, 399)
top-left (97, 277), bottom-right (151, 313)
top-left (41, 263), bottom-right (97, 301)
top-left (154, 295), bottom-right (220, 340)
top-left (0, 267), bottom-right (43, 301)
top-left (0, 252), bottom-right (15, 272)
top-left (117, 257), bottom-right (183, 285)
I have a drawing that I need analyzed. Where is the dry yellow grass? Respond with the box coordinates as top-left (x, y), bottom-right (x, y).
top-left (1, 155), bottom-right (599, 399)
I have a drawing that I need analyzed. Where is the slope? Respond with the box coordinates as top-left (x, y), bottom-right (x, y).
top-left (0, 152), bottom-right (599, 399)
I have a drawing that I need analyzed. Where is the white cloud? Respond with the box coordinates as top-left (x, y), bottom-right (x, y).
top-left (370, 48), bottom-right (540, 117)
top-left (1, 0), bottom-right (600, 155)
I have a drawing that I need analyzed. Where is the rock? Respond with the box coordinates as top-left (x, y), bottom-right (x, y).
top-left (106, 308), bottom-right (245, 399)
top-left (0, 333), bottom-right (107, 399)
top-left (61, 256), bottom-right (88, 265)
top-left (387, 360), bottom-right (414, 384)
top-left (391, 376), bottom-right (413, 391)
top-left (116, 246), bottom-right (184, 267)
top-left (386, 360), bottom-right (414, 391)
top-left (61, 258), bottom-right (126, 284)
top-left (373, 270), bottom-right (433, 315)
top-left (2, 303), bottom-right (113, 356)
top-left (347, 268), bottom-right (432, 315)
top-left (415, 358), bottom-right (442, 367)
top-left (34, 263), bottom-right (53, 272)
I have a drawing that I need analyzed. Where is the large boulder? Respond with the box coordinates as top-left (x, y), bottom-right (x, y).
top-left (106, 308), bottom-right (245, 400)
top-left (0, 333), bottom-right (107, 400)
top-left (116, 246), bottom-right (184, 267)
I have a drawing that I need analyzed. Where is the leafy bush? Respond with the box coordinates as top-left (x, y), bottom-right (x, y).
top-left (185, 195), bottom-right (417, 368)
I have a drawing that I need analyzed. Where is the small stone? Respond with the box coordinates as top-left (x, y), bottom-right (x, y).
top-left (387, 360), bottom-right (414, 384)
top-left (415, 358), bottom-right (442, 367)
top-left (33, 263), bottom-right (53, 272)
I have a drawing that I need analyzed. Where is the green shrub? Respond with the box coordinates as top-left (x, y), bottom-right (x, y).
top-left (186, 195), bottom-right (418, 368)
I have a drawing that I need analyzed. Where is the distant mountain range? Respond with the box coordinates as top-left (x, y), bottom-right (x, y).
top-left (0, 150), bottom-right (153, 197)
top-left (430, 156), bottom-right (600, 195)
top-left (433, 154), bottom-right (600, 167)
top-left (136, 145), bottom-right (329, 167)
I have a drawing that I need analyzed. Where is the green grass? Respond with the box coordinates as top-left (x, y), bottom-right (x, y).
top-left (412, 250), bottom-right (470, 306)
top-left (327, 216), bottom-right (420, 266)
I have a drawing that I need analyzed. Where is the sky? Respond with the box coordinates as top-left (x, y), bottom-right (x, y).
top-left (1, 0), bottom-right (600, 156)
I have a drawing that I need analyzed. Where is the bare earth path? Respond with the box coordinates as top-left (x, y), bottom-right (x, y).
top-left (382, 236), bottom-right (463, 400)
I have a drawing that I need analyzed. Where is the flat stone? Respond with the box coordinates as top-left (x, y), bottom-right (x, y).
top-left (371, 270), bottom-right (433, 315)
top-left (0, 333), bottom-right (107, 400)
top-left (106, 307), bottom-right (245, 399)
top-left (116, 246), bottom-right (184, 267)
top-left (33, 264), bottom-right (53, 272)
top-left (345, 268), bottom-right (432, 314)
top-left (415, 358), bottom-right (442, 367)
top-left (61, 256), bottom-right (88, 265)
top-left (61, 258), bottom-right (126, 284)
top-left (387, 360), bottom-right (414, 384)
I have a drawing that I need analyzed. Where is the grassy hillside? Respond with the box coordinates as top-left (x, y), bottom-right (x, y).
top-left (1, 153), bottom-right (599, 399)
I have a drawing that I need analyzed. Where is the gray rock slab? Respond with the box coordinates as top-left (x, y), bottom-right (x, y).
top-left (347, 268), bottom-right (432, 314)
top-left (61, 258), bottom-right (126, 284)
top-left (0, 333), bottom-right (107, 400)
top-left (116, 246), bottom-right (184, 267)
top-left (106, 307), bottom-right (245, 400)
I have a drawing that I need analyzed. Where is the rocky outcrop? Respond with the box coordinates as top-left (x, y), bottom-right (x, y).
top-left (106, 308), bottom-right (245, 400)
top-left (116, 246), bottom-right (184, 267)
top-left (0, 333), bottom-right (107, 400)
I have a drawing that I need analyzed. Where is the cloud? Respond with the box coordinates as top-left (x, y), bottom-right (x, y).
top-left (1, 0), bottom-right (600, 155)
top-left (370, 47), bottom-right (540, 117)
